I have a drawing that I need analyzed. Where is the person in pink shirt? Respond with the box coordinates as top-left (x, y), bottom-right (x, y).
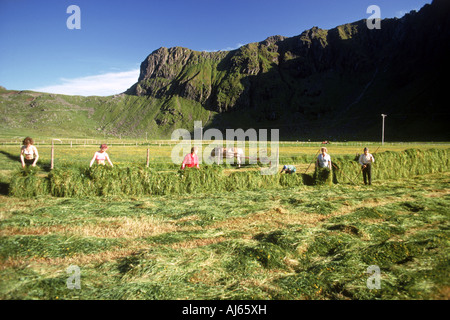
top-left (90, 144), bottom-right (114, 167)
top-left (181, 147), bottom-right (200, 169)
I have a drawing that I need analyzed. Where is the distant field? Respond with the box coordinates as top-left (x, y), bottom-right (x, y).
top-left (1, 140), bottom-right (449, 170)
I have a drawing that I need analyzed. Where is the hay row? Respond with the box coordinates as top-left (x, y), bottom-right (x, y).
top-left (8, 148), bottom-right (449, 198)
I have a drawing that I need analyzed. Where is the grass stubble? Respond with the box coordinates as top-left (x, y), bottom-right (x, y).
top-left (0, 147), bottom-right (448, 300)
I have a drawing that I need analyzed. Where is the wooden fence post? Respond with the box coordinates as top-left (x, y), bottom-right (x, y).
top-left (51, 140), bottom-right (54, 169)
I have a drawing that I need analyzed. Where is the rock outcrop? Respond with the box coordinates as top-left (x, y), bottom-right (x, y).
top-left (125, 0), bottom-right (450, 140)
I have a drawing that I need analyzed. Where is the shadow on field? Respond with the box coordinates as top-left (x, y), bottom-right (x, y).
top-left (0, 151), bottom-right (51, 172)
top-left (300, 173), bottom-right (314, 186)
top-left (0, 150), bottom-right (20, 162)
top-left (0, 182), bottom-right (9, 195)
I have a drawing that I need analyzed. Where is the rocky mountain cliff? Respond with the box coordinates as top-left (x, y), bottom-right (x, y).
top-left (126, 0), bottom-right (450, 141)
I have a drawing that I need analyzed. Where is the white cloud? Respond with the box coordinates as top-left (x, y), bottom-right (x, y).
top-left (395, 8), bottom-right (419, 18)
top-left (32, 69), bottom-right (140, 97)
top-left (202, 43), bottom-right (245, 52)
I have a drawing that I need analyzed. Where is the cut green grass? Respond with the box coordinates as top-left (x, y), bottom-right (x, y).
top-left (0, 171), bottom-right (448, 300)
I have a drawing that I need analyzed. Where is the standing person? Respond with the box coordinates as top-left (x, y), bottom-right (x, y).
top-left (314, 147), bottom-right (332, 185)
top-left (181, 146), bottom-right (200, 170)
top-left (315, 147), bottom-right (331, 170)
top-left (20, 137), bottom-right (39, 168)
top-left (359, 147), bottom-right (375, 185)
top-left (90, 144), bottom-right (114, 167)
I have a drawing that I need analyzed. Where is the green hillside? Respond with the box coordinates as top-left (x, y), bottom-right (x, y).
top-left (0, 87), bottom-right (212, 140)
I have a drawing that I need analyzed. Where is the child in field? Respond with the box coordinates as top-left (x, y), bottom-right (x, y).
top-left (359, 147), bottom-right (375, 185)
top-left (20, 137), bottom-right (39, 168)
top-left (281, 165), bottom-right (296, 174)
top-left (90, 144), bottom-right (114, 167)
top-left (181, 147), bottom-right (200, 169)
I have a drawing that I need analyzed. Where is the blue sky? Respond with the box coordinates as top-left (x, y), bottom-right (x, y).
top-left (0, 0), bottom-right (432, 96)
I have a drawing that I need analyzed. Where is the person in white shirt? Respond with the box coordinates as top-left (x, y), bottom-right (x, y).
top-left (316, 147), bottom-right (331, 170)
top-left (359, 147), bottom-right (375, 185)
top-left (20, 137), bottom-right (39, 168)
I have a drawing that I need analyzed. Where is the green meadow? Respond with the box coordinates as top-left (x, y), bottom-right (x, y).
top-left (0, 142), bottom-right (449, 300)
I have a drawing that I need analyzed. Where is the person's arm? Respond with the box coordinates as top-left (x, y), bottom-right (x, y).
top-left (32, 146), bottom-right (39, 166)
top-left (105, 153), bottom-right (113, 167)
top-left (359, 154), bottom-right (364, 166)
top-left (371, 154), bottom-right (375, 163)
top-left (195, 154), bottom-right (199, 169)
top-left (90, 153), bottom-right (97, 167)
top-left (181, 154), bottom-right (188, 169)
top-left (20, 147), bottom-right (25, 167)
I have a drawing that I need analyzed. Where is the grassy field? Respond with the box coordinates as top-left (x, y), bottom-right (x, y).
top-left (0, 140), bottom-right (448, 169)
top-left (0, 142), bottom-right (449, 300)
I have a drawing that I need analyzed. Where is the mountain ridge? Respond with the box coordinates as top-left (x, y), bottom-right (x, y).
top-left (122, 0), bottom-right (449, 140)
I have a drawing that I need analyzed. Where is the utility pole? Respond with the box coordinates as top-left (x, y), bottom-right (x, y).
top-left (381, 114), bottom-right (387, 145)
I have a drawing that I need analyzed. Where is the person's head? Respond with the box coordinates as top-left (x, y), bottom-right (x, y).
top-left (321, 147), bottom-right (327, 154)
top-left (23, 137), bottom-right (34, 146)
top-left (191, 147), bottom-right (198, 154)
top-left (364, 147), bottom-right (369, 154)
top-left (100, 144), bottom-right (108, 152)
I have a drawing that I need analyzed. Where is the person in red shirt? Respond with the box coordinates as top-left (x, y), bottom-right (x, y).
top-left (181, 147), bottom-right (200, 169)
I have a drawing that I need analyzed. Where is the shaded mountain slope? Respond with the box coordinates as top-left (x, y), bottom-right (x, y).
top-left (127, 0), bottom-right (450, 141)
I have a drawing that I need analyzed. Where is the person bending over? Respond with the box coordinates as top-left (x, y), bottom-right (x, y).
top-left (181, 147), bottom-right (200, 169)
top-left (20, 137), bottom-right (39, 168)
